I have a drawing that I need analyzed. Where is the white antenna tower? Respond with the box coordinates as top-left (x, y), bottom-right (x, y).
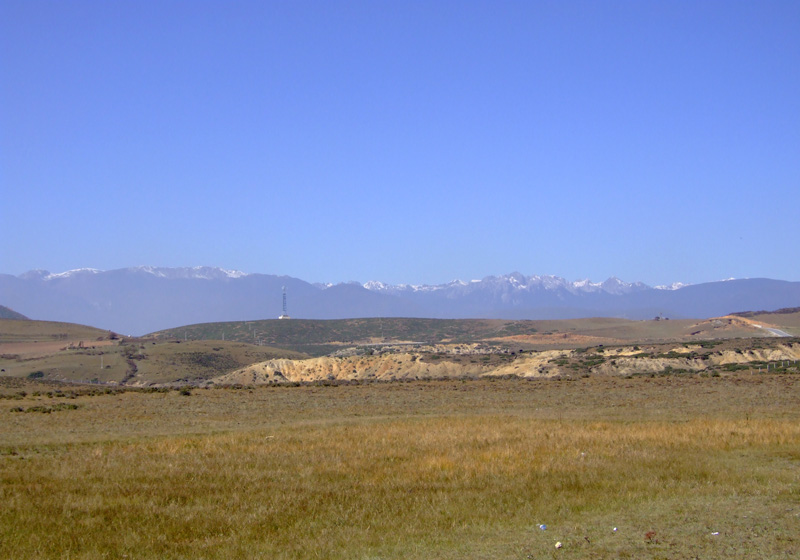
top-left (279, 286), bottom-right (291, 319)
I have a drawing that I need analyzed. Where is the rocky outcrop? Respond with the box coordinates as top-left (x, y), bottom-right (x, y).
top-left (211, 342), bottom-right (800, 385)
top-left (212, 353), bottom-right (498, 384)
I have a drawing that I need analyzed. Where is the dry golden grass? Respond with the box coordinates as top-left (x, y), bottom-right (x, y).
top-left (2, 376), bottom-right (799, 559)
top-left (0, 318), bottom-right (109, 342)
top-left (0, 336), bottom-right (306, 385)
top-left (746, 311), bottom-right (800, 334)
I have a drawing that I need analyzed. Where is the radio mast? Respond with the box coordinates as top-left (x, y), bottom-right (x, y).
top-left (278, 286), bottom-right (290, 319)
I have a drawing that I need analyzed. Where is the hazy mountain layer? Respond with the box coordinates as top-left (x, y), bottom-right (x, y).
top-left (1, 267), bottom-right (798, 335)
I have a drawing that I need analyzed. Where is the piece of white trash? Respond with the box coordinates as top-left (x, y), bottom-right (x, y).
top-left (555, 541), bottom-right (563, 549)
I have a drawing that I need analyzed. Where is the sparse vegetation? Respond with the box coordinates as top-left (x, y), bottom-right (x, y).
top-left (0, 320), bottom-right (308, 385)
top-left (1, 376), bottom-right (798, 559)
top-left (2, 314), bottom-right (800, 557)
top-left (151, 317), bottom-right (547, 356)
top-left (9, 402), bottom-right (80, 413)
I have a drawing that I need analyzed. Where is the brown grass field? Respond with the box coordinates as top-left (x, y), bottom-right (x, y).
top-left (2, 374), bottom-right (799, 559)
top-left (0, 319), bottom-right (308, 385)
top-left (5, 315), bottom-right (798, 386)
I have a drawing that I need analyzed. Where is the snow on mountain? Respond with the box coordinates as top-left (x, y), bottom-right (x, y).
top-left (44, 268), bottom-right (102, 280)
top-left (654, 282), bottom-right (690, 291)
top-left (27, 266), bottom-right (251, 281)
top-left (20, 268), bottom-right (669, 294)
top-left (364, 273), bottom-right (648, 296)
top-left (362, 279), bottom-right (468, 294)
top-left (598, 277), bottom-right (649, 295)
top-left (133, 265), bottom-right (204, 278)
top-left (3, 267), bottom-right (798, 335)
top-left (572, 278), bottom-right (602, 290)
top-left (131, 266), bottom-right (250, 280)
top-left (363, 280), bottom-right (393, 292)
top-left (18, 269), bottom-right (54, 280)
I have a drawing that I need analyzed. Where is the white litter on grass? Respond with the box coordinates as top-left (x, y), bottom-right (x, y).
top-left (555, 541), bottom-right (563, 549)
top-left (613, 527), bottom-right (617, 532)
top-left (711, 532), bottom-right (720, 535)
top-left (539, 524), bottom-right (547, 530)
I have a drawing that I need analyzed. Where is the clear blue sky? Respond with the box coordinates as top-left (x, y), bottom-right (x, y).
top-left (2, 0), bottom-right (798, 287)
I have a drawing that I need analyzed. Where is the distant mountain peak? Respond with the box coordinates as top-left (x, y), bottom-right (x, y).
top-left (47, 268), bottom-right (102, 279)
top-left (654, 282), bottom-right (690, 291)
top-left (364, 273), bottom-right (648, 296)
top-left (363, 280), bottom-right (391, 291)
top-left (572, 278), bottom-right (600, 289)
top-left (132, 266), bottom-right (249, 280)
top-left (2, 267), bottom-right (797, 335)
top-left (20, 268), bottom-right (104, 281)
top-left (18, 269), bottom-right (51, 280)
top-left (19, 266), bottom-right (250, 281)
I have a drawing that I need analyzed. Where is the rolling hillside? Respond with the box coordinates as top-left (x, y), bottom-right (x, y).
top-left (3, 312), bottom-right (798, 386)
top-left (0, 319), bottom-right (306, 385)
top-left (150, 314), bottom-right (784, 357)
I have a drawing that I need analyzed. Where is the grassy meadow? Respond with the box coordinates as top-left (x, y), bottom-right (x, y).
top-left (1, 375), bottom-right (799, 559)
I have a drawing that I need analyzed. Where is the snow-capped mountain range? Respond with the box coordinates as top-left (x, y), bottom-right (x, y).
top-left (363, 273), bottom-right (656, 296)
top-left (21, 266), bottom-right (249, 281)
top-left (2, 267), bottom-right (798, 335)
top-left (19, 267), bottom-right (686, 294)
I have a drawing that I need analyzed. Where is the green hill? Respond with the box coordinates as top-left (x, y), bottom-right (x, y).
top-left (150, 318), bottom-right (544, 356)
top-left (150, 314), bottom-right (784, 358)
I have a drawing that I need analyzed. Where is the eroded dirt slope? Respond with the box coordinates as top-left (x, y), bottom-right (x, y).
top-left (212, 341), bottom-right (800, 385)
